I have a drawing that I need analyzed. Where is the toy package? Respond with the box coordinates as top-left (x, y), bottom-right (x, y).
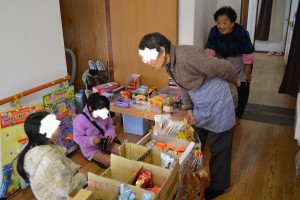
top-left (114, 97), bottom-right (131, 108)
top-left (126, 74), bottom-right (141, 90)
top-left (0, 105), bottom-right (44, 198)
top-left (92, 82), bottom-right (121, 95)
top-left (147, 96), bottom-right (164, 113)
top-left (0, 164), bottom-right (12, 198)
top-left (43, 86), bottom-right (78, 155)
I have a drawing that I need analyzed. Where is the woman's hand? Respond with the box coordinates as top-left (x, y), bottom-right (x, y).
top-left (187, 109), bottom-right (196, 125)
top-left (244, 64), bottom-right (252, 85)
top-left (236, 79), bottom-right (241, 87)
top-left (245, 72), bottom-right (252, 84)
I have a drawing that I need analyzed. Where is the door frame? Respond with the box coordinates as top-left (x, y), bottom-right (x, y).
top-left (243, 0), bottom-right (291, 52)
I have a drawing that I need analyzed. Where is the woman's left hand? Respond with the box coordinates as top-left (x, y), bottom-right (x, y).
top-left (245, 73), bottom-right (252, 84)
top-left (187, 109), bottom-right (196, 125)
top-left (236, 79), bottom-right (241, 87)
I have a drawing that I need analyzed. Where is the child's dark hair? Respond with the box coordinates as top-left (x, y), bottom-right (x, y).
top-left (139, 32), bottom-right (171, 54)
top-left (214, 6), bottom-right (237, 22)
top-left (13, 111), bottom-right (50, 183)
top-left (87, 93), bottom-right (110, 111)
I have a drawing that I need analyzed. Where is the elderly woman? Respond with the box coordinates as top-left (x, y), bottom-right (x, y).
top-left (206, 6), bottom-right (255, 125)
top-left (138, 32), bottom-right (240, 199)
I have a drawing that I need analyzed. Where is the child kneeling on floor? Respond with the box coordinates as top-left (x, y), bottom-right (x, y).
top-left (73, 93), bottom-right (121, 168)
top-left (14, 112), bottom-right (87, 200)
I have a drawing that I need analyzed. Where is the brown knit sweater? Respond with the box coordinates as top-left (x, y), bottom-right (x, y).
top-left (165, 44), bottom-right (239, 110)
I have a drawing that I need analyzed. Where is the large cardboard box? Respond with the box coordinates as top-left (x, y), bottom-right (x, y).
top-left (137, 133), bottom-right (195, 178)
top-left (118, 144), bottom-right (180, 199)
top-left (88, 172), bottom-right (155, 200)
top-left (99, 154), bottom-right (179, 200)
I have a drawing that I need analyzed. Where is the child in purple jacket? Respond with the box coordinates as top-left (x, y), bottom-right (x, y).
top-left (73, 93), bottom-right (120, 168)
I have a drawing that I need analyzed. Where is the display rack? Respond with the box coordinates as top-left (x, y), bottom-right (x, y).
top-left (0, 75), bottom-right (71, 106)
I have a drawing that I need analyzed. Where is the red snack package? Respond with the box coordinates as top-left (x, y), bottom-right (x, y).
top-left (135, 170), bottom-right (152, 188)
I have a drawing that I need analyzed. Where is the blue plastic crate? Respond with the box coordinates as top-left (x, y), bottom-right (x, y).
top-left (122, 114), bottom-right (149, 136)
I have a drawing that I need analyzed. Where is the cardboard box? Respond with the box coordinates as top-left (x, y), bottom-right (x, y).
top-left (138, 158), bottom-right (179, 200)
top-left (88, 152), bottom-right (179, 200)
top-left (119, 143), bottom-right (178, 170)
top-left (99, 154), bottom-right (179, 200)
top-left (137, 133), bottom-right (195, 179)
top-left (88, 172), bottom-right (155, 200)
top-left (118, 143), bottom-right (180, 199)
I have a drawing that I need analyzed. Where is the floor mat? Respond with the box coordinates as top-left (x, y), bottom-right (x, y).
top-left (243, 103), bottom-right (295, 127)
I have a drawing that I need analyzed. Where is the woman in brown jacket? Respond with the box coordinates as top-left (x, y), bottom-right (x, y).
top-left (138, 32), bottom-right (240, 200)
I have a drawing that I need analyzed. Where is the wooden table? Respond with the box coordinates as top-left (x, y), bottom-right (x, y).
top-left (110, 103), bottom-right (186, 121)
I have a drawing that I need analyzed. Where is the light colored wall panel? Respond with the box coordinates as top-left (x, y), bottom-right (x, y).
top-left (110, 0), bottom-right (178, 91)
top-left (0, 0), bottom-right (67, 111)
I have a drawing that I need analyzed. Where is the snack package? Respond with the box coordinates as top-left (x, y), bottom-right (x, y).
top-left (153, 114), bottom-right (171, 135)
top-left (147, 96), bottom-right (163, 112)
top-left (161, 153), bottom-right (175, 170)
top-left (135, 170), bottom-right (152, 189)
top-left (114, 97), bottom-right (131, 108)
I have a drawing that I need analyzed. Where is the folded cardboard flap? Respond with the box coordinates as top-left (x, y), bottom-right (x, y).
top-left (70, 189), bottom-right (93, 200)
top-left (106, 155), bottom-right (141, 184)
top-left (119, 142), bottom-right (149, 160)
top-left (68, 188), bottom-right (118, 200)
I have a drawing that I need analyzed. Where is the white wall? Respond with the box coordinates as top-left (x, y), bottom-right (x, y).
top-left (0, 0), bottom-right (67, 111)
top-left (217, 0), bottom-right (241, 23)
top-left (178, 0), bottom-right (195, 45)
top-left (0, 0), bottom-right (67, 184)
top-left (193, 1), bottom-right (217, 48)
top-left (178, 0), bottom-right (241, 48)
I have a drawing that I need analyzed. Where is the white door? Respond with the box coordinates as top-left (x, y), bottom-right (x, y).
top-left (247, 0), bottom-right (291, 53)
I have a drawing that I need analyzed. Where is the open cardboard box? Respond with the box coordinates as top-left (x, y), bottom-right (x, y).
top-left (88, 172), bottom-right (155, 200)
top-left (136, 133), bottom-right (195, 178)
top-left (100, 154), bottom-right (179, 200)
top-left (119, 143), bottom-right (178, 170)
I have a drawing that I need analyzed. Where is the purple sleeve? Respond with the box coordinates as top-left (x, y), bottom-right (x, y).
top-left (73, 115), bottom-right (94, 148)
top-left (104, 116), bottom-right (116, 140)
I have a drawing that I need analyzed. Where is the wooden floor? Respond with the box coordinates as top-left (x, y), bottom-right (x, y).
top-left (8, 53), bottom-right (300, 200)
top-left (248, 52), bottom-right (296, 109)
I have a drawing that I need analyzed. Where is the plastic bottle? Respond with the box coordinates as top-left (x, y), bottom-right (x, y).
top-left (75, 89), bottom-right (87, 114)
top-left (163, 96), bottom-right (174, 114)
